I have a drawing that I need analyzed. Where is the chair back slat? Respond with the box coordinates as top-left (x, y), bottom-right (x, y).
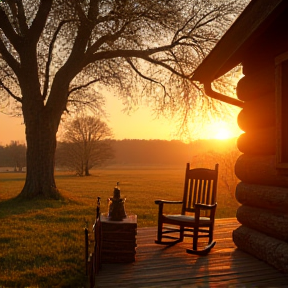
top-left (206, 180), bottom-right (212, 204)
top-left (187, 179), bottom-right (193, 209)
top-left (201, 179), bottom-right (207, 203)
top-left (182, 163), bottom-right (219, 215)
top-left (197, 179), bottom-right (202, 203)
top-left (192, 179), bottom-right (198, 206)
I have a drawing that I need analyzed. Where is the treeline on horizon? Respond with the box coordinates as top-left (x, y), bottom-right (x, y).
top-left (108, 138), bottom-right (238, 166)
top-left (0, 138), bottom-right (238, 170)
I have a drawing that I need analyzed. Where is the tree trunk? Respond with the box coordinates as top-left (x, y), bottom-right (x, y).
top-left (18, 114), bottom-right (60, 199)
top-left (85, 163), bottom-right (90, 176)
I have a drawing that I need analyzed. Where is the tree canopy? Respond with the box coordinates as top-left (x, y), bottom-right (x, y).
top-left (56, 116), bottom-right (114, 175)
top-left (0, 0), bottom-right (248, 198)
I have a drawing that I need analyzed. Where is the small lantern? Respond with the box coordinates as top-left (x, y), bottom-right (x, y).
top-left (108, 182), bottom-right (126, 221)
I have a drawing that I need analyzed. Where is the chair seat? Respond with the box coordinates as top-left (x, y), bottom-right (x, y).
top-left (165, 214), bottom-right (212, 225)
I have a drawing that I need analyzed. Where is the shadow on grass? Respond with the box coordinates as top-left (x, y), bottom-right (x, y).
top-left (0, 195), bottom-right (73, 219)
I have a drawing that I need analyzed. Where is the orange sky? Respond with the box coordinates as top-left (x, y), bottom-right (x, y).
top-left (0, 93), bottom-right (242, 146)
top-left (0, 113), bottom-right (26, 145)
top-left (0, 96), bottom-right (174, 146)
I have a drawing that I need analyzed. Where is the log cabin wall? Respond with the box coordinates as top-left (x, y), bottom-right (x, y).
top-left (233, 9), bottom-right (288, 273)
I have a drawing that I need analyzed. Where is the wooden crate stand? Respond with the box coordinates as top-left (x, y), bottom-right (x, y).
top-left (101, 214), bottom-right (137, 263)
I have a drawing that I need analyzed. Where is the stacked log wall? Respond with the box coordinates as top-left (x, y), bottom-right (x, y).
top-left (233, 10), bottom-right (288, 273)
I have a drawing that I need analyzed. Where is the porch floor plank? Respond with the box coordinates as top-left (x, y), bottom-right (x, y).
top-left (95, 218), bottom-right (288, 287)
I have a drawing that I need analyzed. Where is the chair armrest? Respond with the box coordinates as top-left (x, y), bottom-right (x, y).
top-left (155, 199), bottom-right (183, 205)
top-left (195, 203), bottom-right (217, 210)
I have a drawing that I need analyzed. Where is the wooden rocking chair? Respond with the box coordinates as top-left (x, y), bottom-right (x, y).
top-left (155, 163), bottom-right (219, 255)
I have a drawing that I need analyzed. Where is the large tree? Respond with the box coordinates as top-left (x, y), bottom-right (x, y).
top-left (0, 0), bottom-right (247, 199)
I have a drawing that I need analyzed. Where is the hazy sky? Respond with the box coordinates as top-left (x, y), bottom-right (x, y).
top-left (0, 95), bottom-right (174, 146)
top-left (0, 93), bottom-right (242, 145)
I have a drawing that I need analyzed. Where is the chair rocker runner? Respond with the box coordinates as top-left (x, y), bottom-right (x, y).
top-left (155, 163), bottom-right (219, 255)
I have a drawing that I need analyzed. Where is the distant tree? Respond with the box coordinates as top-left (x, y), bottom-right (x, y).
top-left (0, 0), bottom-right (248, 198)
top-left (5, 141), bottom-right (26, 171)
top-left (0, 145), bottom-right (8, 167)
top-left (56, 116), bottom-right (114, 176)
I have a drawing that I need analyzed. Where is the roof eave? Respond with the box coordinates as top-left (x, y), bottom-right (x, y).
top-left (192, 0), bottom-right (285, 84)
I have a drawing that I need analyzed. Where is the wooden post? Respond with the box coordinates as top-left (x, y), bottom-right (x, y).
top-left (84, 227), bottom-right (89, 276)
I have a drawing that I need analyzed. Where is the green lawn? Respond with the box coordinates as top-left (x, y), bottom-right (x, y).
top-left (0, 166), bottom-right (239, 287)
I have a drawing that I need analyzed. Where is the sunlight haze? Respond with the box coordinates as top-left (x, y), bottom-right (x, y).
top-left (0, 94), bottom-right (242, 145)
top-left (0, 102), bottom-right (241, 145)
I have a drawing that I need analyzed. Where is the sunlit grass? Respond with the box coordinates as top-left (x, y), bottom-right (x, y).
top-left (0, 166), bottom-right (239, 287)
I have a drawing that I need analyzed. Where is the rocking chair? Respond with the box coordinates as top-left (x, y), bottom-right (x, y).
top-left (155, 163), bottom-right (219, 255)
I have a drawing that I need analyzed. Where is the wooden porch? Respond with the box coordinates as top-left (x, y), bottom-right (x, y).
top-left (95, 218), bottom-right (288, 287)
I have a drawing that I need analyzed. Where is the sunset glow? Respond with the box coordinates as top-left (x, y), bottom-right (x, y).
top-left (205, 120), bottom-right (241, 140)
top-left (214, 128), bottom-right (232, 140)
top-left (0, 94), bottom-right (242, 145)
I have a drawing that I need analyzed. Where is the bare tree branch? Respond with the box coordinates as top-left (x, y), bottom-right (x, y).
top-left (0, 38), bottom-right (21, 76)
top-left (126, 57), bottom-right (167, 97)
top-left (43, 19), bottom-right (76, 100)
top-left (0, 79), bottom-right (22, 102)
top-left (0, 7), bottom-right (22, 49)
top-left (68, 78), bottom-right (101, 97)
top-left (28, 0), bottom-right (53, 43)
top-left (15, 0), bottom-right (28, 35)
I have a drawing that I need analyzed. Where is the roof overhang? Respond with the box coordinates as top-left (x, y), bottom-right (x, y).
top-left (192, 0), bottom-right (287, 84)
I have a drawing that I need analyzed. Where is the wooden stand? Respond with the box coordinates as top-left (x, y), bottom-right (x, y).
top-left (101, 214), bottom-right (137, 263)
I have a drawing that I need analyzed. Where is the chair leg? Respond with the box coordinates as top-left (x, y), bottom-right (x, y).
top-left (155, 204), bottom-right (163, 243)
top-left (208, 225), bottom-right (214, 244)
top-left (192, 227), bottom-right (199, 251)
top-left (155, 220), bottom-right (163, 244)
top-left (186, 226), bottom-right (216, 255)
top-left (155, 223), bottom-right (183, 245)
top-left (179, 226), bottom-right (184, 241)
top-left (187, 241), bottom-right (216, 255)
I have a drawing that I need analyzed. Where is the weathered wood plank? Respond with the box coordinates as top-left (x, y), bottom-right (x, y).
top-left (100, 215), bottom-right (137, 263)
top-left (233, 225), bottom-right (288, 273)
top-left (236, 69), bottom-right (274, 102)
top-left (237, 127), bottom-right (275, 155)
top-left (237, 95), bottom-right (275, 131)
top-left (235, 154), bottom-right (288, 187)
top-left (95, 218), bottom-right (288, 287)
top-left (236, 205), bottom-right (288, 241)
top-left (236, 182), bottom-right (288, 212)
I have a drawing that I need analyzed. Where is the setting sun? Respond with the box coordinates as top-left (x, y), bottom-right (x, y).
top-left (202, 120), bottom-right (241, 140)
top-left (215, 127), bottom-right (232, 140)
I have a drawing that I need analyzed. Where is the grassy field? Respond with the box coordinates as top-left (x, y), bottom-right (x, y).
top-left (0, 165), bottom-right (239, 287)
